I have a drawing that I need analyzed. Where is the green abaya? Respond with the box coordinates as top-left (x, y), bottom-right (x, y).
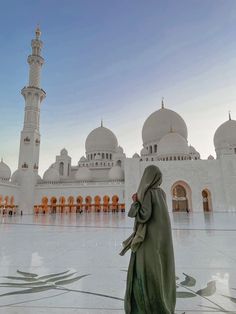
top-left (121, 165), bottom-right (176, 314)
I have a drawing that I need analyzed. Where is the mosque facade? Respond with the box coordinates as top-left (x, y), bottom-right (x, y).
top-left (0, 29), bottom-right (236, 214)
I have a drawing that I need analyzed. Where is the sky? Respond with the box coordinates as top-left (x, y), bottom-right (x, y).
top-left (0, 0), bottom-right (236, 175)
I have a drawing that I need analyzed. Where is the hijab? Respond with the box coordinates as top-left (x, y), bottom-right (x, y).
top-left (137, 165), bottom-right (162, 204)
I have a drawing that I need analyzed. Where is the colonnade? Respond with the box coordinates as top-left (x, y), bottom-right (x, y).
top-left (34, 195), bottom-right (125, 214)
top-left (0, 195), bottom-right (18, 215)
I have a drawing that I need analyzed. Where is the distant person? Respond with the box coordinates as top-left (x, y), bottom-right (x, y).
top-left (120, 165), bottom-right (176, 314)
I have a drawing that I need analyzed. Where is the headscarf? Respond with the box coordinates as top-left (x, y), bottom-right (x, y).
top-left (120, 165), bottom-right (163, 256)
top-left (137, 165), bottom-right (162, 203)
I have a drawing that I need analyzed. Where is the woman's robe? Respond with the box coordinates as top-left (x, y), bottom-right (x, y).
top-left (124, 187), bottom-right (176, 314)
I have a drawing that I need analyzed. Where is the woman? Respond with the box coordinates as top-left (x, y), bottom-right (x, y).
top-left (120, 165), bottom-right (176, 314)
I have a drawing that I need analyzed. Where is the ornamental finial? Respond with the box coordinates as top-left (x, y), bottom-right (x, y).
top-left (35, 24), bottom-right (41, 39)
top-left (101, 118), bottom-right (103, 127)
top-left (161, 97), bottom-right (164, 109)
top-left (229, 110), bottom-right (231, 120)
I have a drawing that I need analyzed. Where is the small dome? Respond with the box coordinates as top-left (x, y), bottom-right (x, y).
top-left (157, 132), bottom-right (189, 157)
top-left (208, 155), bottom-right (215, 160)
top-left (85, 126), bottom-right (118, 153)
top-left (189, 145), bottom-right (197, 154)
top-left (108, 165), bottom-right (124, 180)
top-left (142, 107), bottom-right (188, 146)
top-left (132, 153), bottom-right (140, 158)
top-left (214, 118), bottom-right (236, 149)
top-left (11, 169), bottom-right (20, 184)
top-left (43, 166), bottom-right (60, 182)
top-left (60, 148), bottom-right (68, 156)
top-left (116, 146), bottom-right (124, 154)
top-left (0, 159), bottom-right (11, 180)
top-left (75, 167), bottom-right (92, 181)
top-left (79, 156), bottom-right (87, 162)
top-left (140, 147), bottom-right (148, 156)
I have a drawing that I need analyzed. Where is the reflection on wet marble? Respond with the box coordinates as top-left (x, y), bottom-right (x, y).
top-left (0, 212), bottom-right (236, 313)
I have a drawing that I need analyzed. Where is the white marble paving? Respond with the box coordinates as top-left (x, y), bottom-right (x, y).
top-left (0, 212), bottom-right (236, 313)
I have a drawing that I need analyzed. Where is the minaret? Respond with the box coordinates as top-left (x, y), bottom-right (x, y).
top-left (18, 27), bottom-right (46, 213)
top-left (18, 26), bottom-right (46, 171)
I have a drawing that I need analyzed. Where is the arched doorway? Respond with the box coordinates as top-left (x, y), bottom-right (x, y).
top-left (103, 195), bottom-right (110, 212)
top-left (94, 195), bottom-right (101, 212)
top-left (41, 197), bottom-right (49, 214)
top-left (172, 181), bottom-right (192, 212)
top-left (111, 195), bottom-right (119, 212)
top-left (76, 196), bottom-right (83, 212)
top-left (59, 162), bottom-right (64, 176)
top-left (50, 197), bottom-right (57, 214)
top-left (85, 196), bottom-right (92, 212)
top-left (202, 189), bottom-right (212, 212)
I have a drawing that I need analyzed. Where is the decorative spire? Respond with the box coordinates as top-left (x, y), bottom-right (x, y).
top-left (101, 118), bottom-right (103, 127)
top-left (161, 97), bottom-right (164, 109)
top-left (229, 110), bottom-right (231, 120)
top-left (35, 24), bottom-right (41, 39)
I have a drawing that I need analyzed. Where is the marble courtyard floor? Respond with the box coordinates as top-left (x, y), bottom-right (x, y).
top-left (0, 212), bottom-right (236, 314)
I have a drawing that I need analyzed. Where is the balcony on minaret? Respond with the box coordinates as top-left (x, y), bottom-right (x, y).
top-left (22, 162), bottom-right (29, 169)
top-left (24, 136), bottom-right (30, 143)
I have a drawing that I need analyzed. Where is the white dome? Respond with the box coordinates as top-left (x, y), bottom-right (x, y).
top-left (132, 153), bottom-right (140, 158)
top-left (142, 107), bottom-right (188, 145)
top-left (0, 159), bottom-right (11, 180)
top-left (189, 145), bottom-right (197, 154)
top-left (43, 166), bottom-right (60, 182)
top-left (108, 165), bottom-right (124, 180)
top-left (75, 167), bottom-right (92, 181)
top-left (60, 148), bottom-right (68, 156)
top-left (79, 156), bottom-right (87, 162)
top-left (214, 119), bottom-right (236, 149)
top-left (85, 126), bottom-right (118, 153)
top-left (11, 169), bottom-right (20, 184)
top-left (157, 132), bottom-right (189, 156)
top-left (116, 146), bottom-right (124, 154)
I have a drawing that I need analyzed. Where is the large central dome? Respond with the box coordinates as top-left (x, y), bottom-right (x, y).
top-left (85, 125), bottom-right (118, 153)
top-left (142, 107), bottom-right (188, 145)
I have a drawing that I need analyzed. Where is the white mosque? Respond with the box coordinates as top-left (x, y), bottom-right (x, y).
top-left (0, 28), bottom-right (236, 214)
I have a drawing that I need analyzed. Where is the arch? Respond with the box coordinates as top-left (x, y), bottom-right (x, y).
top-left (171, 181), bottom-right (192, 212)
top-left (41, 196), bottom-right (49, 214)
top-left (103, 195), bottom-right (110, 212)
top-left (59, 162), bottom-right (64, 176)
top-left (85, 195), bottom-right (92, 212)
top-left (111, 195), bottom-right (119, 212)
top-left (94, 195), bottom-right (101, 212)
top-left (50, 196), bottom-right (57, 214)
top-left (68, 196), bottom-right (74, 204)
top-left (202, 189), bottom-right (213, 212)
top-left (116, 160), bottom-right (122, 166)
top-left (154, 144), bottom-right (157, 153)
top-left (42, 196), bottom-right (48, 205)
top-left (76, 195), bottom-right (83, 212)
